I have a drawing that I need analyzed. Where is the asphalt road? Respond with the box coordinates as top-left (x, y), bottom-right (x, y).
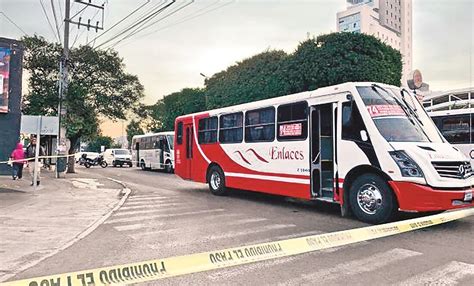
top-left (12, 166), bottom-right (474, 285)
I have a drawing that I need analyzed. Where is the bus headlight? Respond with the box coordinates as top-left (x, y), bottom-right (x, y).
top-left (389, 151), bottom-right (424, 177)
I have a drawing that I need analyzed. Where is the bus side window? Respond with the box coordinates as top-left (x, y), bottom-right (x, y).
top-left (441, 116), bottom-right (470, 143)
top-left (177, 122), bottom-right (183, 145)
top-left (342, 101), bottom-right (367, 142)
top-left (219, 112), bottom-right (243, 143)
top-left (277, 101), bottom-right (308, 141)
top-left (245, 107), bottom-right (275, 142)
top-left (198, 117), bottom-right (218, 144)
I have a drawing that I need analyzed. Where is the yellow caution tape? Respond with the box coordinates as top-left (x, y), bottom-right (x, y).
top-left (0, 154), bottom-right (77, 165)
top-left (2, 207), bottom-right (473, 286)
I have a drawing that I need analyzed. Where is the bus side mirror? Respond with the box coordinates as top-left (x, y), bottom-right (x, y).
top-left (360, 130), bottom-right (368, 142)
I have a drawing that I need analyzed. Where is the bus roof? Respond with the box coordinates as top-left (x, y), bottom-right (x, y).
top-left (132, 131), bottom-right (174, 140)
top-left (175, 82), bottom-right (397, 121)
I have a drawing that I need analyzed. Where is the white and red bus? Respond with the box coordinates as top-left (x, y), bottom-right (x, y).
top-left (174, 82), bottom-right (473, 223)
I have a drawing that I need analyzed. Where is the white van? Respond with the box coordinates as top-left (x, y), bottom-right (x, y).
top-left (103, 149), bottom-right (132, 167)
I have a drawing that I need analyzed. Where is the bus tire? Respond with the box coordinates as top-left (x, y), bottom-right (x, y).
top-left (140, 161), bottom-right (146, 171)
top-left (165, 160), bottom-right (173, 173)
top-left (349, 173), bottom-right (397, 224)
top-left (208, 166), bottom-right (227, 196)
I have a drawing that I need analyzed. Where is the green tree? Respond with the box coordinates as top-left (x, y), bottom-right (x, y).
top-left (126, 119), bottom-right (144, 148)
top-left (205, 50), bottom-right (291, 109)
top-left (86, 136), bottom-right (115, 153)
top-left (289, 33), bottom-right (402, 91)
top-left (148, 88), bottom-right (206, 131)
top-left (204, 33), bottom-right (402, 108)
top-left (22, 35), bottom-right (145, 172)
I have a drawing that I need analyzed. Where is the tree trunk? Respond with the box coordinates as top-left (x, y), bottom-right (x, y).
top-left (67, 136), bottom-right (79, 173)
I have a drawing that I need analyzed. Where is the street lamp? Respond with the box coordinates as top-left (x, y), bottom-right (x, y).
top-left (199, 73), bottom-right (209, 107)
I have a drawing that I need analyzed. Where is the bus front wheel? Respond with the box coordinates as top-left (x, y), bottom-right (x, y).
top-left (140, 161), bottom-right (146, 171)
top-left (165, 160), bottom-right (173, 173)
top-left (208, 166), bottom-right (227, 196)
top-left (349, 173), bottom-right (397, 224)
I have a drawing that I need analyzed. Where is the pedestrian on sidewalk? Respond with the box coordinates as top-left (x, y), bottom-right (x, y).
top-left (9, 142), bottom-right (26, 180)
top-left (25, 136), bottom-right (45, 186)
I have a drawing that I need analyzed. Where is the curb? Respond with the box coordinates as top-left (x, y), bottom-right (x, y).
top-left (0, 178), bottom-right (132, 283)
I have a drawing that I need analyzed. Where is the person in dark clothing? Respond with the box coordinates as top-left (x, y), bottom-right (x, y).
top-left (25, 136), bottom-right (46, 186)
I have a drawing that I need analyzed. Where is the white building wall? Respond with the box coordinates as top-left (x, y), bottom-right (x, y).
top-left (400, 0), bottom-right (413, 86)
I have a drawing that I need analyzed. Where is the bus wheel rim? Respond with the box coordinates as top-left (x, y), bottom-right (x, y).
top-left (357, 183), bottom-right (383, 215)
top-left (210, 172), bottom-right (220, 190)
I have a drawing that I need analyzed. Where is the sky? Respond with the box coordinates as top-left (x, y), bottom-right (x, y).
top-left (1, 0), bottom-right (473, 137)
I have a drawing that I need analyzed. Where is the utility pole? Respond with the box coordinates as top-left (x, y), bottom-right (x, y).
top-left (56, 0), bottom-right (71, 177)
top-left (56, 0), bottom-right (105, 176)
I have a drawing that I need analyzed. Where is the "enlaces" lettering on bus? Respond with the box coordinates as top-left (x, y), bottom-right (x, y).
top-left (270, 147), bottom-right (304, 160)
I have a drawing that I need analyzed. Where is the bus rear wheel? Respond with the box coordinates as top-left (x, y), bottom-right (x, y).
top-left (208, 166), bottom-right (227, 196)
top-left (349, 173), bottom-right (397, 224)
top-left (140, 161), bottom-right (146, 171)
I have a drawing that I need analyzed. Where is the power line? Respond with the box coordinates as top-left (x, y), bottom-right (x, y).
top-left (106, 0), bottom-right (195, 49)
top-left (39, 0), bottom-right (60, 42)
top-left (95, 0), bottom-right (175, 49)
top-left (84, 0), bottom-right (152, 46)
top-left (50, 0), bottom-right (63, 42)
top-left (95, 0), bottom-right (170, 48)
top-left (58, 0), bottom-right (64, 29)
top-left (136, 0), bottom-right (233, 41)
top-left (0, 11), bottom-right (29, 37)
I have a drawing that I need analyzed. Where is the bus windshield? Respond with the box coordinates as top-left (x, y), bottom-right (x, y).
top-left (167, 135), bottom-right (174, 150)
top-left (357, 86), bottom-right (431, 142)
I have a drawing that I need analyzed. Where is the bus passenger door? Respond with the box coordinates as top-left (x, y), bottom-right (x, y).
top-left (183, 124), bottom-right (194, 179)
top-left (310, 103), bottom-right (336, 200)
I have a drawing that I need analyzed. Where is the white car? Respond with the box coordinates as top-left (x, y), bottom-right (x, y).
top-left (103, 148), bottom-right (132, 167)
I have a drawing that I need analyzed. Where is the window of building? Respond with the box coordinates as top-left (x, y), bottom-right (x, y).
top-left (245, 107), bottom-right (275, 142)
top-left (177, 122), bottom-right (183, 145)
top-left (198, 117), bottom-right (218, 144)
top-left (277, 101), bottom-right (308, 141)
top-left (219, 112), bottom-right (243, 144)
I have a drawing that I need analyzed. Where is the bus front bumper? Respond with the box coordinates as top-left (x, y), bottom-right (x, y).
top-left (388, 181), bottom-right (474, 212)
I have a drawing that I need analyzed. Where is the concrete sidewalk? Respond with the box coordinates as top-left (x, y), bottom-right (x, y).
top-left (0, 168), bottom-right (128, 282)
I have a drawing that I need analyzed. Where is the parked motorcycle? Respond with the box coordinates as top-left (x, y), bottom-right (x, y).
top-left (82, 153), bottom-right (107, 168)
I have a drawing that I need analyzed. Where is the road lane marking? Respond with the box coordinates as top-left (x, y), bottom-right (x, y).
top-left (247, 230), bottom-right (325, 245)
top-left (120, 203), bottom-right (185, 211)
top-left (227, 218), bottom-right (268, 225)
top-left (114, 206), bottom-right (194, 217)
top-left (206, 224), bottom-right (296, 241)
top-left (396, 261), bottom-right (474, 286)
top-left (128, 217), bottom-right (270, 240)
top-left (127, 213), bottom-right (244, 238)
top-left (104, 209), bottom-right (226, 224)
top-left (282, 248), bottom-right (422, 285)
top-left (128, 196), bottom-right (178, 201)
top-left (113, 224), bottom-right (147, 232)
top-left (124, 199), bottom-right (180, 206)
